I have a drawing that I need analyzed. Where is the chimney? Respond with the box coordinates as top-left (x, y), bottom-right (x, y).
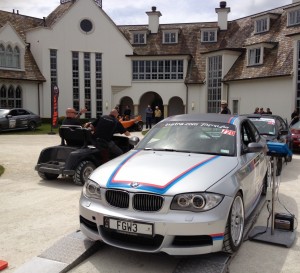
top-left (215, 1), bottom-right (230, 30)
top-left (146, 6), bottom-right (162, 34)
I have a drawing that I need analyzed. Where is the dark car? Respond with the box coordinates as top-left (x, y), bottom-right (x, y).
top-left (291, 120), bottom-right (300, 152)
top-left (0, 108), bottom-right (42, 132)
top-left (246, 114), bottom-right (292, 175)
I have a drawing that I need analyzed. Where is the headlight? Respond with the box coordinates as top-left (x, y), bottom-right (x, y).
top-left (171, 192), bottom-right (223, 212)
top-left (83, 179), bottom-right (102, 199)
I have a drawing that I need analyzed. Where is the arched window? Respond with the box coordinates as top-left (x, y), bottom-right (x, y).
top-left (6, 45), bottom-right (13, 68)
top-left (0, 85), bottom-right (23, 108)
top-left (7, 85), bottom-right (15, 107)
top-left (13, 46), bottom-right (20, 68)
top-left (0, 85), bottom-right (7, 107)
top-left (0, 44), bottom-right (5, 67)
top-left (15, 86), bottom-right (22, 108)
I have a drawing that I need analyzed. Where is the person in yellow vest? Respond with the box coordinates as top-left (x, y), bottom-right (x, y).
top-left (154, 106), bottom-right (162, 124)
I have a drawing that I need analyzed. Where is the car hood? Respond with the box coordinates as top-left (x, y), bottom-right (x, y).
top-left (90, 150), bottom-right (239, 195)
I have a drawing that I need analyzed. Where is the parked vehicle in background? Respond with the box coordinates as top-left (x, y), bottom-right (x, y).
top-left (291, 120), bottom-right (300, 152)
top-left (120, 115), bottom-right (143, 132)
top-left (0, 108), bottom-right (42, 132)
top-left (80, 113), bottom-right (269, 256)
top-left (246, 114), bottom-right (292, 175)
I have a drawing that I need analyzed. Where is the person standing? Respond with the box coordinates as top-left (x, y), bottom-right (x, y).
top-left (154, 106), bottom-right (162, 124)
top-left (123, 105), bottom-right (131, 120)
top-left (220, 100), bottom-right (231, 114)
top-left (266, 107), bottom-right (272, 114)
top-left (62, 107), bottom-right (87, 125)
top-left (145, 105), bottom-right (153, 129)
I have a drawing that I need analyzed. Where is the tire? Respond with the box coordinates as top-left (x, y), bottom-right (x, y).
top-left (222, 192), bottom-right (245, 254)
top-left (136, 121), bottom-right (143, 132)
top-left (28, 121), bottom-right (37, 131)
top-left (38, 171), bottom-right (59, 180)
top-left (73, 160), bottom-right (96, 186)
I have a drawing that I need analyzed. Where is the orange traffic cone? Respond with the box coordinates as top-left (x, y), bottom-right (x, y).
top-left (0, 260), bottom-right (8, 271)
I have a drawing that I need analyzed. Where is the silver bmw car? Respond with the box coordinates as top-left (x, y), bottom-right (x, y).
top-left (79, 113), bottom-right (269, 256)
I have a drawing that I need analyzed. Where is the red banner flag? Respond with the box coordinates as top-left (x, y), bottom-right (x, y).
top-left (51, 85), bottom-right (59, 128)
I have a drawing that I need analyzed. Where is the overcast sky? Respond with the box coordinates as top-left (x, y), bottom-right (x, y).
top-left (1, 0), bottom-right (293, 25)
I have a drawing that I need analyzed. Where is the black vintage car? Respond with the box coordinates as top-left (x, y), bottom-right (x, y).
top-left (0, 108), bottom-right (42, 132)
top-left (35, 125), bottom-right (138, 185)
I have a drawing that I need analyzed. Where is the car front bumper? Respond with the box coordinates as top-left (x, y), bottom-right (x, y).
top-left (79, 193), bottom-right (233, 256)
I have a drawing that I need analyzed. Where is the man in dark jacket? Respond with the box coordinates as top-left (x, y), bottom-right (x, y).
top-left (88, 109), bottom-right (130, 158)
top-left (220, 100), bottom-right (231, 114)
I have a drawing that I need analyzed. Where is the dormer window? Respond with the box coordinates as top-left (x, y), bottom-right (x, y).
top-left (133, 32), bottom-right (146, 44)
top-left (248, 47), bottom-right (262, 66)
top-left (247, 42), bottom-right (275, 66)
top-left (288, 8), bottom-right (300, 26)
top-left (255, 17), bottom-right (268, 33)
top-left (253, 13), bottom-right (279, 34)
top-left (163, 30), bottom-right (178, 44)
top-left (201, 29), bottom-right (217, 43)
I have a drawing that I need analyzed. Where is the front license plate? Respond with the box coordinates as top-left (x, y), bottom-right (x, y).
top-left (104, 217), bottom-right (153, 236)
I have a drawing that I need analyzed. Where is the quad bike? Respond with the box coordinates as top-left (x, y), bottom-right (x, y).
top-left (120, 115), bottom-right (143, 131)
top-left (35, 125), bottom-right (138, 185)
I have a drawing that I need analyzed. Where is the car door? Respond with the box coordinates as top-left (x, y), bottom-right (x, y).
top-left (7, 109), bottom-right (19, 129)
top-left (17, 109), bottom-right (30, 129)
top-left (238, 120), bottom-right (265, 216)
top-left (277, 116), bottom-right (292, 150)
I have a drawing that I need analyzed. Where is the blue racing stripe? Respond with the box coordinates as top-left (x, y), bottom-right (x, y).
top-left (106, 155), bottom-right (220, 194)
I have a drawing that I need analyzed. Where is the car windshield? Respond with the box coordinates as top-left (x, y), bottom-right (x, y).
top-left (250, 118), bottom-right (276, 136)
top-left (0, 109), bottom-right (10, 118)
top-left (135, 121), bottom-right (236, 156)
top-left (291, 120), bottom-right (300, 130)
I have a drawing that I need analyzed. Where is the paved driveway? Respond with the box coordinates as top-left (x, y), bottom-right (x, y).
top-left (0, 134), bottom-right (299, 272)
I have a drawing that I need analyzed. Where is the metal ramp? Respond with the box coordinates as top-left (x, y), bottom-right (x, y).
top-left (14, 231), bottom-right (101, 273)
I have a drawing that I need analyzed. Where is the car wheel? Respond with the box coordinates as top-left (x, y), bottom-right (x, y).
top-left (222, 192), bottom-right (244, 254)
top-left (73, 160), bottom-right (95, 186)
top-left (28, 121), bottom-right (37, 131)
top-left (136, 121), bottom-right (143, 131)
top-left (38, 171), bottom-right (59, 180)
top-left (276, 157), bottom-right (282, 176)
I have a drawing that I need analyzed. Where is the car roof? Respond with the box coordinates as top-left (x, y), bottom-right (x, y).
top-left (162, 113), bottom-right (245, 124)
top-left (243, 114), bottom-right (281, 120)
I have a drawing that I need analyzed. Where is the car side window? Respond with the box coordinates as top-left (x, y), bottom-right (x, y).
top-left (9, 110), bottom-right (18, 116)
top-left (241, 121), bottom-right (257, 147)
top-left (18, 109), bottom-right (28, 115)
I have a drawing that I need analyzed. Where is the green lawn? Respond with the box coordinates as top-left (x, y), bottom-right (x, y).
top-left (0, 123), bottom-right (59, 135)
top-left (0, 165), bottom-right (4, 176)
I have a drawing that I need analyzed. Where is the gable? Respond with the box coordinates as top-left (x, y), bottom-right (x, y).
top-left (0, 22), bottom-right (26, 47)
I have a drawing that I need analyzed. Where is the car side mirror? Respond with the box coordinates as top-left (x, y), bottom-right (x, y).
top-left (129, 136), bottom-right (140, 146)
top-left (6, 114), bottom-right (12, 118)
top-left (246, 142), bottom-right (264, 153)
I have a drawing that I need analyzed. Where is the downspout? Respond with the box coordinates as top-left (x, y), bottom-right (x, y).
top-left (38, 83), bottom-right (41, 116)
top-left (185, 83), bottom-right (189, 114)
top-left (223, 81), bottom-right (230, 111)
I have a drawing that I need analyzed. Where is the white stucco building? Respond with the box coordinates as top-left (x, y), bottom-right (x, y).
top-left (1, 0), bottom-right (300, 122)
